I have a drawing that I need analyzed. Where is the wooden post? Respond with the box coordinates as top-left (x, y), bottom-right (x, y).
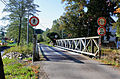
top-left (91, 39), bottom-right (94, 53)
top-left (32, 33), bottom-right (37, 63)
top-left (99, 36), bottom-right (101, 59)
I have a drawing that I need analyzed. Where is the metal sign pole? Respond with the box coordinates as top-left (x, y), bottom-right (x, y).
top-left (29, 16), bottom-right (39, 63)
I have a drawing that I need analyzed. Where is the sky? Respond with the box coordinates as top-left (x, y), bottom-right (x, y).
top-left (0, 1), bottom-right (8, 27)
top-left (0, 0), bottom-right (65, 31)
top-left (34, 0), bottom-right (65, 30)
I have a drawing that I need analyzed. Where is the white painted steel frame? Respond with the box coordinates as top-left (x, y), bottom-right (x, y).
top-left (56, 36), bottom-right (100, 57)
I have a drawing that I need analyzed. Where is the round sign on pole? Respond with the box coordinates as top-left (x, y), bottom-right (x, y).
top-left (97, 17), bottom-right (106, 26)
top-left (29, 16), bottom-right (39, 26)
top-left (97, 27), bottom-right (106, 36)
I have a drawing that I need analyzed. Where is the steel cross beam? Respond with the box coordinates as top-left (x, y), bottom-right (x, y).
top-left (56, 36), bottom-right (100, 57)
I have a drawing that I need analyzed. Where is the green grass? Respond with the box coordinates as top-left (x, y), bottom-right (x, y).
top-left (23, 57), bottom-right (32, 61)
top-left (95, 48), bottom-right (120, 67)
top-left (40, 42), bottom-right (53, 47)
top-left (3, 44), bottom-right (33, 56)
top-left (7, 43), bottom-right (17, 47)
top-left (3, 58), bottom-right (37, 79)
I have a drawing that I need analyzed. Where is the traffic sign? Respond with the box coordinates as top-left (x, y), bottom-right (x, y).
top-left (97, 27), bottom-right (106, 36)
top-left (29, 16), bottom-right (39, 26)
top-left (97, 17), bottom-right (106, 26)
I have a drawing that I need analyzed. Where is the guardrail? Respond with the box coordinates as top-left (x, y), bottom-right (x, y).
top-left (56, 36), bottom-right (100, 57)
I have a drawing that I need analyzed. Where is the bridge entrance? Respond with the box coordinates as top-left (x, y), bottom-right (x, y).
top-left (56, 36), bottom-right (101, 58)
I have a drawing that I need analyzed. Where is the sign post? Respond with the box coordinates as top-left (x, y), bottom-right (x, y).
top-left (29, 16), bottom-right (39, 63)
top-left (97, 17), bottom-right (106, 59)
top-left (97, 26), bottom-right (106, 58)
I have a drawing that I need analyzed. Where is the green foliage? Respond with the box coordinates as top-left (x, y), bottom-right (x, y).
top-left (7, 43), bottom-right (17, 47)
top-left (3, 44), bottom-right (33, 56)
top-left (3, 58), bottom-right (16, 65)
top-left (3, 58), bottom-right (36, 79)
top-left (2, 0), bottom-right (40, 45)
top-left (23, 57), bottom-right (32, 61)
top-left (37, 34), bottom-right (44, 42)
top-left (50, 20), bottom-right (62, 37)
top-left (42, 28), bottom-right (51, 42)
top-left (112, 16), bottom-right (120, 37)
top-left (100, 48), bottom-right (120, 67)
top-left (46, 0), bottom-right (118, 40)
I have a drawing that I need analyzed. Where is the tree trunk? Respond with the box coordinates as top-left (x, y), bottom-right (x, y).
top-left (18, 17), bottom-right (22, 46)
top-left (0, 54), bottom-right (5, 79)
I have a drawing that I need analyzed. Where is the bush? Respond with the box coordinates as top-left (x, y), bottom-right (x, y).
top-left (101, 48), bottom-right (120, 67)
top-left (3, 44), bottom-right (33, 56)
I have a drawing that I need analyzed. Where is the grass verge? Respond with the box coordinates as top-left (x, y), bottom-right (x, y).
top-left (7, 43), bottom-right (17, 47)
top-left (95, 48), bottom-right (120, 68)
top-left (3, 58), bottom-right (39, 79)
top-left (3, 44), bottom-right (33, 56)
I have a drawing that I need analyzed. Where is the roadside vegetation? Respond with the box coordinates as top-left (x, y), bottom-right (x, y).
top-left (3, 44), bottom-right (33, 56)
top-left (3, 58), bottom-right (39, 79)
top-left (97, 48), bottom-right (120, 67)
top-left (2, 43), bottom-right (40, 79)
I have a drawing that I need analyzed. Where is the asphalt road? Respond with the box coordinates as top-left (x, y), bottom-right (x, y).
top-left (39, 44), bottom-right (120, 79)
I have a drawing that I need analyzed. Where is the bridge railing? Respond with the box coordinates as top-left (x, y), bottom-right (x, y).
top-left (56, 36), bottom-right (100, 57)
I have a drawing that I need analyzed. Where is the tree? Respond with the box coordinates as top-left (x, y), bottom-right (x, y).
top-left (0, 53), bottom-right (5, 79)
top-left (6, 18), bottom-right (34, 44)
top-left (3, 0), bottom-right (40, 45)
top-left (42, 28), bottom-right (51, 42)
top-left (50, 19), bottom-right (63, 37)
top-left (112, 0), bottom-right (120, 37)
top-left (0, 0), bottom-right (40, 78)
top-left (60, 0), bottom-right (88, 38)
top-left (60, 0), bottom-right (118, 38)
top-left (47, 32), bottom-right (60, 45)
top-left (37, 34), bottom-right (44, 42)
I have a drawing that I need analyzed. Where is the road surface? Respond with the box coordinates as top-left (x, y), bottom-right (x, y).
top-left (39, 44), bottom-right (120, 79)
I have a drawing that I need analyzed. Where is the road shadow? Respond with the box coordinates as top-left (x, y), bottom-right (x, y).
top-left (40, 44), bottom-right (84, 64)
top-left (40, 46), bottom-right (50, 61)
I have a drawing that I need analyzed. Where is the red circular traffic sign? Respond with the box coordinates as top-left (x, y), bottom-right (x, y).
top-left (29, 16), bottom-right (39, 26)
top-left (97, 17), bottom-right (106, 26)
top-left (97, 27), bottom-right (106, 36)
